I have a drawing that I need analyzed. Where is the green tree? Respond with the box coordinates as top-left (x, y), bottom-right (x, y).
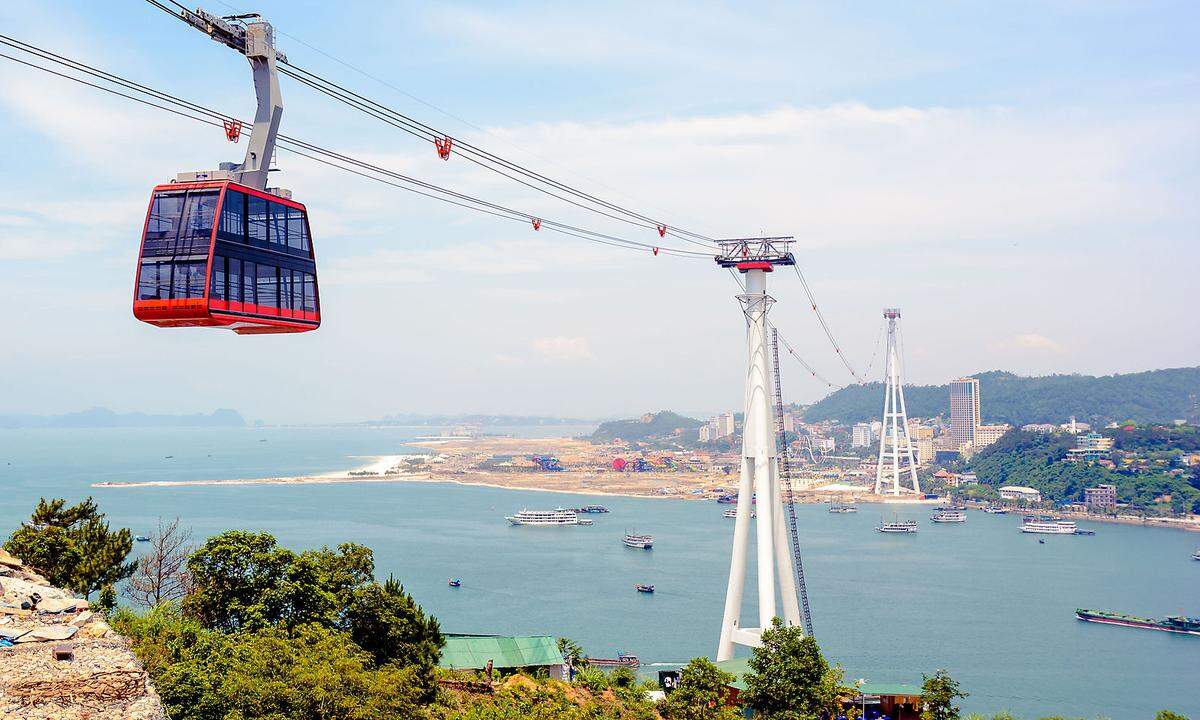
top-left (184, 531), bottom-right (375, 632)
top-left (4, 497), bottom-right (135, 595)
top-left (346, 576), bottom-right (444, 701)
top-left (660, 657), bottom-right (741, 720)
top-left (741, 617), bottom-right (845, 720)
top-left (1155, 712), bottom-right (1189, 720)
top-left (556, 637), bottom-right (588, 670)
top-left (921, 669), bottom-right (967, 720)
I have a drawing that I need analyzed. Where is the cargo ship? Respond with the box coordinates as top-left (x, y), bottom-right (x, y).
top-left (1075, 609), bottom-right (1200, 636)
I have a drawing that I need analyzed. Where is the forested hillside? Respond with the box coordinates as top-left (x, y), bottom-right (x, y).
top-left (802, 367), bottom-right (1200, 426)
top-left (587, 411), bottom-right (703, 443)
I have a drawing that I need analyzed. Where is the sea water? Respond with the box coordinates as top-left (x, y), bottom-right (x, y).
top-left (0, 426), bottom-right (1197, 719)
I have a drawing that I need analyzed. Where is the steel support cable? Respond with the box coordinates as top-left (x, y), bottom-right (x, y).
top-left (277, 62), bottom-right (719, 247)
top-left (141, 0), bottom-right (718, 248)
top-left (279, 68), bottom-right (709, 245)
top-left (860, 317), bottom-right (886, 382)
top-left (789, 263), bottom-right (864, 383)
top-left (724, 268), bottom-right (839, 389)
top-left (205, 0), bottom-right (710, 241)
top-left (0, 38), bottom-right (711, 259)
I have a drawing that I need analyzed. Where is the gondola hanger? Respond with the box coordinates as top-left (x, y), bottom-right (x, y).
top-left (434, 136), bottom-right (453, 160)
top-left (223, 119), bottom-right (243, 143)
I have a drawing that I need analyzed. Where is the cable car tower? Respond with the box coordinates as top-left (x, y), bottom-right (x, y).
top-left (715, 237), bottom-right (805, 661)
top-left (874, 308), bottom-right (920, 495)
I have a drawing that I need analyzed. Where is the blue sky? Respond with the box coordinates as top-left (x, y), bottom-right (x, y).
top-left (0, 1), bottom-right (1196, 423)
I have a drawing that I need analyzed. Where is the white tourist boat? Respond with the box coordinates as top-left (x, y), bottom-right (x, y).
top-left (1020, 519), bottom-right (1078, 534)
top-left (930, 509), bottom-right (966, 523)
top-left (876, 519), bottom-right (918, 534)
top-left (622, 532), bottom-right (654, 549)
top-left (506, 508), bottom-right (586, 526)
top-left (723, 508), bottom-right (755, 519)
top-left (829, 503), bottom-right (859, 514)
top-left (981, 505), bottom-right (1009, 514)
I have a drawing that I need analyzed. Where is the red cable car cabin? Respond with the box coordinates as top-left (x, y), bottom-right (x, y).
top-left (133, 180), bottom-right (320, 334)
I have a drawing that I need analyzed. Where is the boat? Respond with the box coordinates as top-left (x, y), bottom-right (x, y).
top-left (505, 508), bottom-right (582, 526)
top-left (134, 535), bottom-right (151, 542)
top-left (930, 509), bottom-right (966, 523)
top-left (634, 584), bottom-right (655, 593)
top-left (981, 505), bottom-right (1009, 514)
top-left (716, 495), bottom-right (738, 504)
top-left (1038, 539), bottom-right (1045, 544)
top-left (1075, 609), bottom-right (1200, 636)
top-left (829, 503), bottom-right (858, 514)
top-left (1073, 528), bottom-right (1096, 536)
top-left (447, 578), bottom-right (461, 587)
top-left (1193, 549), bottom-right (1200, 561)
top-left (876, 518), bottom-right (918, 534)
top-left (723, 508), bottom-right (755, 519)
top-left (1021, 519), bottom-right (1078, 534)
top-left (586, 652), bottom-right (639, 669)
top-left (576, 505), bottom-right (610, 514)
top-left (622, 532), bottom-right (654, 549)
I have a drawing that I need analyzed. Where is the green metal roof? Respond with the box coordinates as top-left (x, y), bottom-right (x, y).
top-left (439, 634), bottom-right (565, 670)
top-left (857, 682), bottom-right (923, 697)
top-left (713, 658), bottom-right (921, 697)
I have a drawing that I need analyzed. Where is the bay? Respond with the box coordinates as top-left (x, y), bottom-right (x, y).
top-left (0, 426), bottom-right (1196, 718)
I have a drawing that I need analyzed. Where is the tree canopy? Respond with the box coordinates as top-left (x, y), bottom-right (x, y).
top-left (660, 657), bottom-right (741, 720)
top-left (4, 496), bottom-right (136, 595)
top-left (740, 618), bottom-right (844, 720)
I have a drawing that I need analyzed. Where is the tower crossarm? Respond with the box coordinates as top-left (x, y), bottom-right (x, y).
top-left (175, 6), bottom-right (289, 63)
top-left (715, 237), bottom-right (796, 268)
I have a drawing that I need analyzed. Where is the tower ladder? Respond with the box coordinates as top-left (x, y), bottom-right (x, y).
top-left (770, 327), bottom-right (815, 637)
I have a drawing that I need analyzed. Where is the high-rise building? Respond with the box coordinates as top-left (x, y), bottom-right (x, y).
top-left (1084, 483), bottom-right (1117, 510)
top-left (949, 377), bottom-right (981, 446)
top-left (716, 412), bottom-right (735, 438)
top-left (910, 426), bottom-right (935, 466)
top-left (851, 422), bottom-right (873, 447)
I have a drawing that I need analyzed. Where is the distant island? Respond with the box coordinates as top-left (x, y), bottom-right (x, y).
top-left (363, 413), bottom-right (593, 427)
top-left (587, 410), bottom-right (704, 444)
top-left (803, 367), bottom-right (1200, 426)
top-left (0, 407), bottom-right (245, 429)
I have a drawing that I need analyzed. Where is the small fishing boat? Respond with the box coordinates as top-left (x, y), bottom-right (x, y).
top-left (586, 652), bottom-right (640, 669)
top-left (635, 584), bottom-right (655, 594)
top-left (981, 505), bottom-right (1009, 514)
top-left (576, 505), bottom-right (610, 514)
top-left (134, 535), bottom-right (151, 542)
top-left (1193, 548), bottom-right (1200, 561)
top-left (622, 532), bottom-right (653, 549)
top-left (829, 503), bottom-right (858, 514)
top-left (1038, 539), bottom-right (1045, 544)
top-left (447, 578), bottom-right (461, 587)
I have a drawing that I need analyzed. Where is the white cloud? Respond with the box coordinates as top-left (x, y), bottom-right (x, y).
top-left (988, 333), bottom-right (1066, 354)
top-left (532, 336), bottom-right (595, 362)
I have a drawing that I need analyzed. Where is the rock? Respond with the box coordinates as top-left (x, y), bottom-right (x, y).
top-left (0, 548), bottom-right (23, 568)
top-left (15, 624), bottom-right (78, 643)
top-left (76, 622), bottom-right (110, 639)
top-left (37, 597), bottom-right (78, 614)
top-left (70, 610), bottom-right (94, 627)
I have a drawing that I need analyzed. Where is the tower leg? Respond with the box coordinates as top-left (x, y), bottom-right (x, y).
top-left (717, 458), bottom-right (755, 661)
top-left (772, 460), bottom-right (802, 627)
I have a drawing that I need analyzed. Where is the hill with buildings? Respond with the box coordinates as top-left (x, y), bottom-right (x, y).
top-left (802, 367), bottom-right (1200, 426)
top-left (587, 411), bottom-right (704, 444)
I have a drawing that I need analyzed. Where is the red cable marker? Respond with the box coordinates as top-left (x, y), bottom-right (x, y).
top-left (657, 224), bottom-right (667, 238)
top-left (434, 136), bottom-right (453, 160)
top-left (652, 247), bottom-right (660, 256)
top-left (531, 218), bottom-right (541, 231)
top-left (222, 119), bottom-right (242, 142)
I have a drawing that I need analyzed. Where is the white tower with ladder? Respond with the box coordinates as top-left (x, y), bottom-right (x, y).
top-left (715, 238), bottom-right (805, 661)
top-left (874, 308), bottom-right (920, 495)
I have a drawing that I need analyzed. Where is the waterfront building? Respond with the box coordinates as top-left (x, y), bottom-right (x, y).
top-left (949, 377), bottom-right (981, 446)
top-left (439, 634), bottom-right (568, 681)
top-left (716, 412), bottom-right (735, 438)
top-left (974, 423), bottom-right (1011, 449)
top-left (1067, 433), bottom-right (1114, 462)
top-left (999, 485), bottom-right (1042, 504)
top-left (1084, 483), bottom-right (1117, 510)
top-left (852, 422), bottom-right (874, 448)
top-left (910, 426), bottom-right (935, 466)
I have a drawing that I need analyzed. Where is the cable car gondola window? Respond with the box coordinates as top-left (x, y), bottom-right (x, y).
top-left (138, 262), bottom-right (169, 300)
top-left (170, 261), bottom-right (206, 299)
top-left (227, 257), bottom-right (242, 302)
top-left (291, 270), bottom-right (304, 311)
top-left (219, 190), bottom-right (246, 244)
top-left (211, 256), bottom-right (226, 301)
top-left (286, 206), bottom-right (309, 255)
top-left (256, 263), bottom-right (278, 308)
top-left (242, 261), bottom-right (257, 305)
top-left (179, 191), bottom-right (218, 255)
top-left (303, 273), bottom-right (317, 312)
top-left (247, 195), bottom-right (269, 247)
top-left (269, 201), bottom-right (288, 251)
top-left (144, 192), bottom-right (185, 256)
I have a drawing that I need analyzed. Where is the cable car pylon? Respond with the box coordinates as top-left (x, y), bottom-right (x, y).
top-left (133, 7), bottom-right (321, 334)
top-left (714, 237), bottom-right (806, 662)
